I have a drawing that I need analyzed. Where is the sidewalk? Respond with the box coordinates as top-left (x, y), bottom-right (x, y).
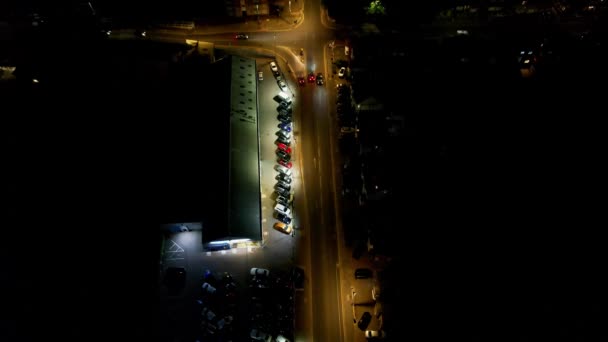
top-left (193, 2), bottom-right (305, 35)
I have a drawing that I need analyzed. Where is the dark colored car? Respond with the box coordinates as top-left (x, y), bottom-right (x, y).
top-left (316, 73), bottom-right (324, 85)
top-left (278, 107), bottom-right (292, 116)
top-left (277, 114), bottom-right (292, 123)
top-left (355, 268), bottom-right (373, 279)
top-left (276, 149), bottom-right (291, 161)
top-left (276, 173), bottom-right (292, 184)
top-left (278, 101), bottom-right (292, 110)
top-left (235, 33), bottom-right (249, 39)
top-left (357, 312), bottom-right (372, 331)
top-left (276, 136), bottom-right (291, 146)
top-left (278, 122), bottom-right (292, 132)
top-left (276, 212), bottom-right (292, 224)
top-left (298, 77), bottom-right (306, 86)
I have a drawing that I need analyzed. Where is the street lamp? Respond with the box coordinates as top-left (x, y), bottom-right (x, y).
top-left (351, 287), bottom-right (357, 323)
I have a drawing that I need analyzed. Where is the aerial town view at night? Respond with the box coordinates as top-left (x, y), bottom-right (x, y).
top-left (4, 0), bottom-right (607, 341)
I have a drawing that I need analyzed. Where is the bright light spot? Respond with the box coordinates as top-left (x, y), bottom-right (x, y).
top-left (32, 79), bottom-right (39, 83)
top-left (206, 252), bottom-right (211, 256)
top-left (264, 231), bottom-right (269, 236)
top-left (262, 218), bottom-right (267, 223)
top-left (221, 250), bottom-right (227, 255)
top-left (232, 249), bottom-right (237, 254)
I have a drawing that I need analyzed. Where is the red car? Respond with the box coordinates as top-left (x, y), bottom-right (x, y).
top-left (276, 143), bottom-right (292, 154)
top-left (298, 77), bottom-right (305, 86)
top-left (278, 159), bottom-right (292, 169)
top-left (307, 72), bottom-right (315, 82)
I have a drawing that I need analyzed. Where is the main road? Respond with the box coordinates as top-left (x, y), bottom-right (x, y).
top-left (111, 1), bottom-right (347, 340)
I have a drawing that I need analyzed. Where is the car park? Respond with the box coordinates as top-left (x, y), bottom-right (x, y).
top-left (273, 221), bottom-right (293, 235)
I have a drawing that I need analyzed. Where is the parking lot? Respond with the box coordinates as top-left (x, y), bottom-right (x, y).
top-left (159, 57), bottom-right (304, 342)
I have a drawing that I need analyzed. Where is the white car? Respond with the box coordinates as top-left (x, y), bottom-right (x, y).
top-left (338, 67), bottom-right (346, 78)
top-left (270, 61), bottom-right (279, 73)
top-left (274, 203), bottom-right (291, 216)
top-left (276, 334), bottom-right (291, 342)
top-left (365, 330), bottom-right (386, 339)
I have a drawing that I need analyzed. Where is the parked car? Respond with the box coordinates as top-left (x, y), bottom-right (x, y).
top-left (276, 193), bottom-right (293, 205)
top-left (277, 114), bottom-right (292, 123)
top-left (278, 80), bottom-right (288, 91)
top-left (278, 107), bottom-right (292, 116)
top-left (274, 203), bottom-right (291, 215)
top-left (278, 101), bottom-right (291, 111)
top-left (357, 312), bottom-right (372, 331)
top-left (338, 67), bottom-right (346, 78)
top-left (276, 212), bottom-right (292, 224)
top-left (276, 149), bottom-right (291, 161)
top-left (276, 173), bottom-right (292, 184)
top-left (275, 185), bottom-right (290, 196)
top-left (365, 330), bottom-right (386, 339)
top-left (273, 221), bottom-right (293, 235)
top-left (278, 159), bottom-right (292, 169)
top-left (276, 135), bottom-right (291, 146)
top-left (270, 61), bottom-right (279, 73)
top-left (235, 33), bottom-right (249, 39)
top-left (278, 122), bottom-right (292, 132)
top-left (276, 130), bottom-right (291, 140)
top-left (276, 143), bottom-right (292, 153)
top-left (250, 328), bottom-right (272, 342)
top-left (276, 180), bottom-right (291, 190)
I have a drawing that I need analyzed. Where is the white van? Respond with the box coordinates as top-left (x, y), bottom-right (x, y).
top-left (274, 164), bottom-right (292, 176)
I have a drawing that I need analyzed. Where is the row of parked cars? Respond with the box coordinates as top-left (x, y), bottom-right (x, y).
top-left (270, 61), bottom-right (295, 235)
top-left (196, 270), bottom-right (239, 340)
top-left (249, 268), bottom-right (296, 342)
